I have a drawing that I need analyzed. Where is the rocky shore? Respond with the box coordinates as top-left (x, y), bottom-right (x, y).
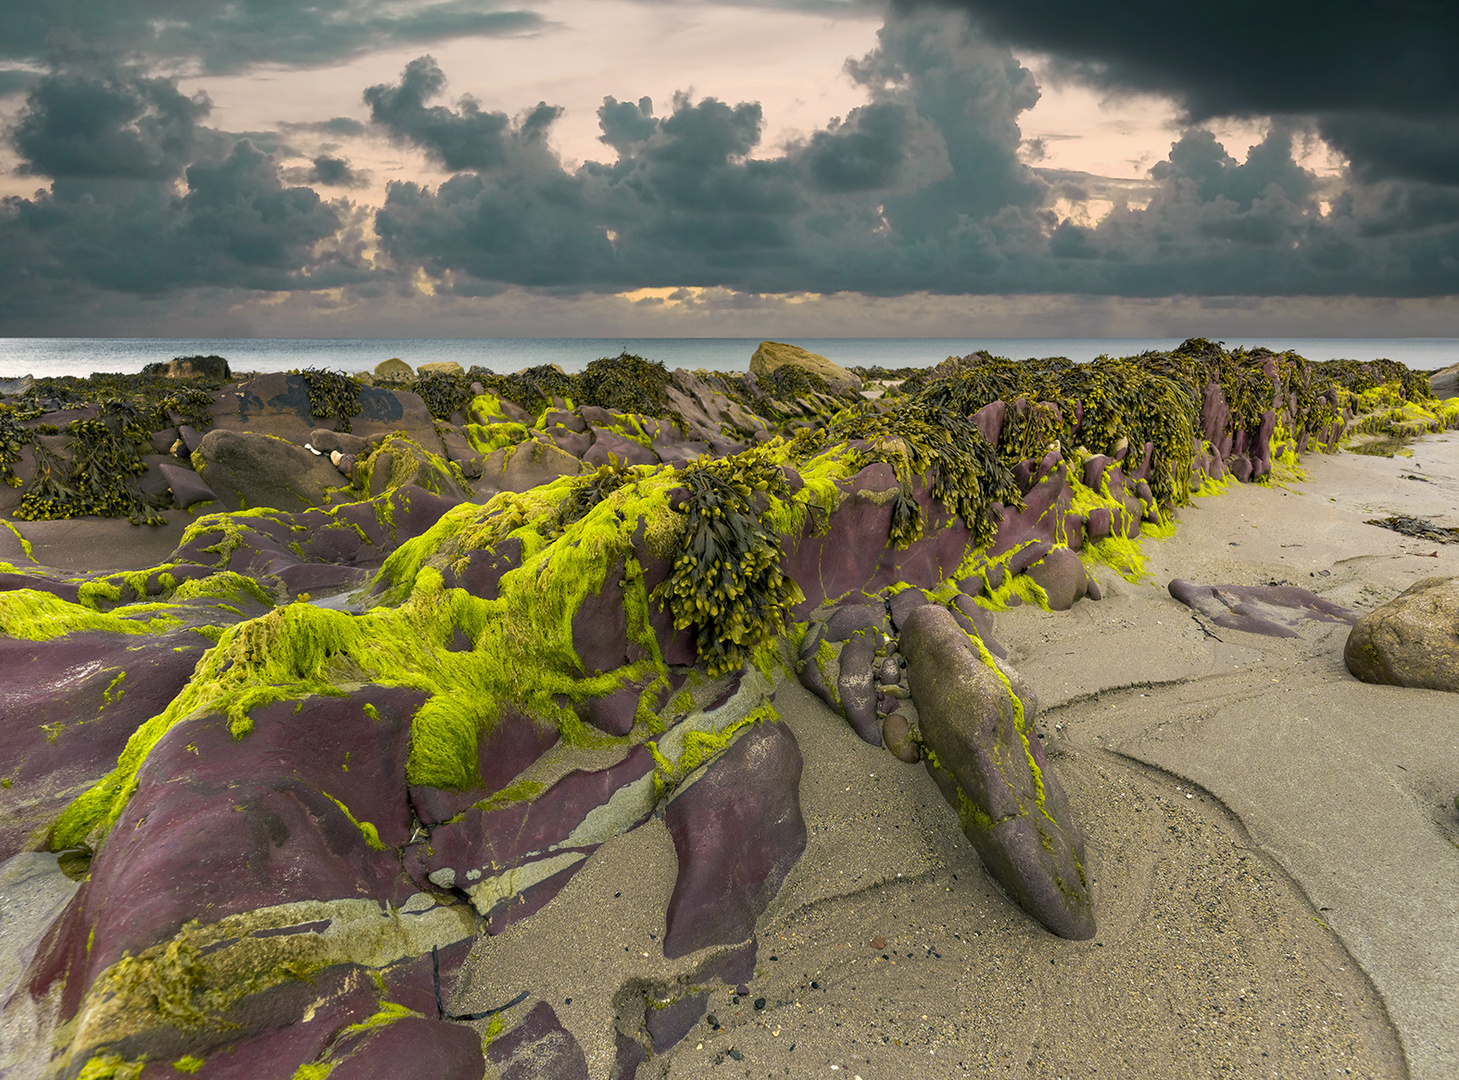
top-left (1, 341), bottom-right (1455, 1080)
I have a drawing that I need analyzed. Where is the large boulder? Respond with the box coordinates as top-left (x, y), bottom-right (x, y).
top-left (900, 604), bottom-right (1095, 939)
top-left (1429, 362), bottom-right (1459, 400)
top-left (749, 342), bottom-right (859, 395)
top-left (1345, 576), bottom-right (1459, 691)
top-left (191, 429), bottom-right (344, 511)
top-left (210, 373), bottom-right (440, 447)
top-left (374, 357), bottom-right (414, 381)
top-left (479, 438), bottom-right (584, 494)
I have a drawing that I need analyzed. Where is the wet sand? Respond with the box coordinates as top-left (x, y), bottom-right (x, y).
top-left (450, 436), bottom-right (1459, 1079)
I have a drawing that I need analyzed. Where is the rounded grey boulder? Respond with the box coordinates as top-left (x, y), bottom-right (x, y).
top-left (1345, 576), bottom-right (1459, 691)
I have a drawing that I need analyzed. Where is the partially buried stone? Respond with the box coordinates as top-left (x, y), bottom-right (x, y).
top-left (1344, 576), bottom-right (1459, 692)
top-left (900, 604), bottom-right (1094, 939)
top-left (881, 713), bottom-right (920, 763)
top-left (662, 722), bottom-right (807, 958)
top-left (836, 632), bottom-right (881, 745)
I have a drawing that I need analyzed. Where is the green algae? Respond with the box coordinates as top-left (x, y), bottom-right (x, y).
top-left (322, 792), bottom-right (389, 851)
top-left (172, 1056), bottom-right (204, 1073)
top-left (0, 589), bottom-right (183, 642)
top-left (76, 1054), bottom-right (146, 1080)
top-left (99, 671), bottom-right (127, 712)
top-left (2, 520), bottom-right (35, 562)
top-left (54, 470), bottom-right (689, 843)
top-left (970, 635), bottom-right (1055, 827)
top-left (648, 703), bottom-right (776, 798)
top-left (180, 507), bottom-right (301, 569)
top-left (353, 434), bottom-right (465, 499)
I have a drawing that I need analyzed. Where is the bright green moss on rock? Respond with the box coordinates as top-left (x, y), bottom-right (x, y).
top-left (352, 434), bottom-right (466, 500)
top-left (0, 589), bottom-right (183, 642)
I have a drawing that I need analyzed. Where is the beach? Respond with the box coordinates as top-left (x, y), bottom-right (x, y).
top-left (445, 436), bottom-right (1458, 1079)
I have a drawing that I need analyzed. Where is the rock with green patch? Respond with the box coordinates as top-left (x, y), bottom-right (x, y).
top-left (749, 341), bottom-right (859, 395)
top-left (900, 604), bottom-right (1094, 939)
top-left (1026, 546), bottom-right (1089, 611)
top-left (478, 438), bottom-right (585, 495)
top-left (1345, 576), bottom-right (1459, 691)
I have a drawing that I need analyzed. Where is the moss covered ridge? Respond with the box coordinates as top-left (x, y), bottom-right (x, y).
top-left (57, 893), bottom-right (475, 1079)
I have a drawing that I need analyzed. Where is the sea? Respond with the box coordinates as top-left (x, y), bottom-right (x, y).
top-left (1, 337), bottom-right (1456, 380)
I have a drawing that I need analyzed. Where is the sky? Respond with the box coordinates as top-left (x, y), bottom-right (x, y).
top-left (1, 0), bottom-right (1457, 339)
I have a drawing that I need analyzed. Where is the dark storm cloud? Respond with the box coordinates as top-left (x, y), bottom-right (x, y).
top-left (902, 0), bottom-right (1459, 186)
top-left (365, 55), bottom-right (514, 172)
top-left (8, 4), bottom-right (1459, 330)
top-left (11, 66), bottom-right (210, 180)
top-left (363, 8), bottom-right (1459, 301)
top-left (302, 155), bottom-right (369, 188)
top-left (0, 2), bottom-right (546, 75)
top-left (597, 96), bottom-right (657, 155)
top-left (0, 68), bottom-right (40, 99)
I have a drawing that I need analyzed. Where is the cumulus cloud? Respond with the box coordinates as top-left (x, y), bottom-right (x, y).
top-left (5, 3), bottom-right (1459, 333)
top-left (0, 64), bottom-right (365, 322)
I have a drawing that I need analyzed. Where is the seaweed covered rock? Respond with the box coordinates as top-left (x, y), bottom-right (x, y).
top-left (750, 341), bottom-right (859, 395)
top-left (375, 357), bottom-right (414, 381)
top-left (212, 373), bottom-right (440, 448)
top-left (900, 604), bottom-right (1094, 939)
top-left (1344, 576), bottom-right (1459, 691)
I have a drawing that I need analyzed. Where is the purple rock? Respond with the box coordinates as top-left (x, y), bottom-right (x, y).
top-left (901, 605), bottom-right (1094, 940)
top-left (835, 634), bottom-right (881, 745)
top-left (438, 539), bottom-right (523, 600)
top-left (157, 462), bottom-right (216, 509)
top-left (571, 557), bottom-right (629, 675)
top-left (409, 706), bottom-right (561, 826)
top-left (329, 1017), bottom-right (486, 1080)
top-left (1168, 579), bottom-right (1355, 638)
top-left (887, 588), bottom-right (930, 630)
top-left (485, 1002), bottom-right (589, 1080)
top-left (612, 1032), bottom-right (647, 1079)
top-left (1, 628), bottom-right (213, 861)
top-left (825, 603), bottom-right (884, 642)
top-left (1026, 547), bottom-right (1089, 611)
top-left (413, 747), bottom-right (656, 902)
top-left (645, 990), bottom-right (710, 1052)
top-left (662, 723), bottom-right (807, 958)
top-left (971, 400), bottom-right (1005, 450)
top-left (585, 428), bottom-right (657, 468)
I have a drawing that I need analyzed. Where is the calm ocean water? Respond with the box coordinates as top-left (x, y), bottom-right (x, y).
top-left (1, 337), bottom-right (1456, 380)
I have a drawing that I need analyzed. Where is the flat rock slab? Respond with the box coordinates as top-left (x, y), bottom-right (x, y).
top-left (1169, 578), bottom-right (1356, 638)
top-left (662, 722), bottom-right (807, 959)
